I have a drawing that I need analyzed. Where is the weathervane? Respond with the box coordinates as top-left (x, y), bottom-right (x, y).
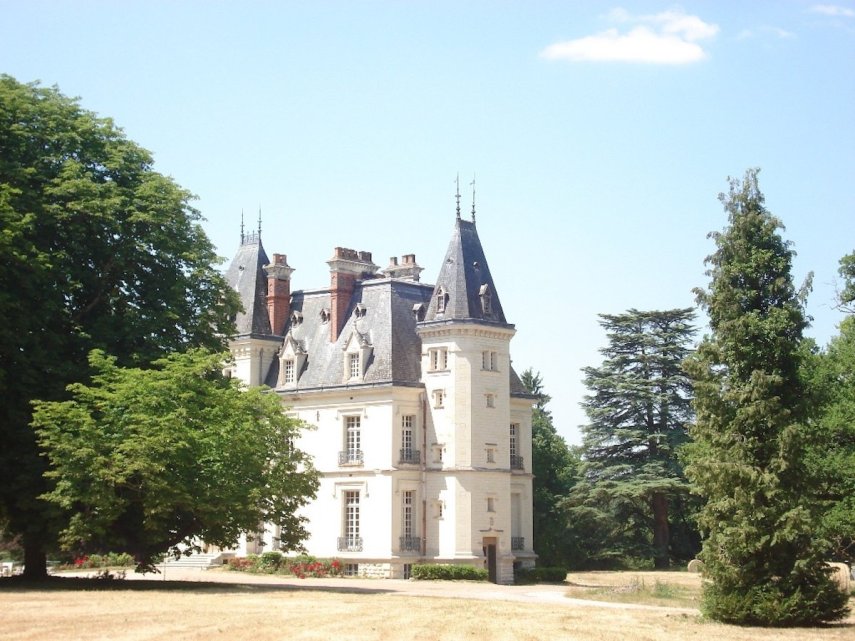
top-left (257, 206), bottom-right (262, 237)
top-left (470, 174), bottom-right (476, 223)
top-left (240, 209), bottom-right (245, 244)
top-left (455, 174), bottom-right (461, 220)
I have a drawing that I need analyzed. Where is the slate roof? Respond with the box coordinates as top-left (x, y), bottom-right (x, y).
top-left (423, 217), bottom-right (512, 328)
top-left (264, 278), bottom-right (434, 389)
top-left (224, 234), bottom-right (274, 338)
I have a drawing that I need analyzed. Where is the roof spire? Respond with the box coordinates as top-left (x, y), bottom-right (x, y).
top-left (240, 209), bottom-right (245, 244)
top-left (470, 174), bottom-right (476, 223)
top-left (257, 206), bottom-right (262, 238)
top-left (455, 174), bottom-right (461, 220)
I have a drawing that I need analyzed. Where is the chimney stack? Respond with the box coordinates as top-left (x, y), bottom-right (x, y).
top-left (263, 253), bottom-right (294, 336)
top-left (383, 254), bottom-right (423, 282)
top-left (327, 247), bottom-right (378, 342)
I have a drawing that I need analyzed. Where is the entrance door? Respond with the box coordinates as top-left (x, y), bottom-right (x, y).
top-left (483, 537), bottom-right (497, 583)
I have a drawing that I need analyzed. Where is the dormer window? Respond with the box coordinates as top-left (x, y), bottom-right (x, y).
top-left (277, 336), bottom-right (307, 388)
top-left (342, 331), bottom-right (373, 382)
top-left (355, 303), bottom-right (367, 318)
top-left (435, 287), bottom-right (448, 314)
top-left (479, 284), bottom-right (492, 315)
top-left (412, 303), bottom-right (425, 321)
top-left (320, 308), bottom-right (330, 323)
top-left (349, 353), bottom-right (360, 379)
top-left (283, 359), bottom-right (295, 384)
top-left (290, 310), bottom-right (303, 326)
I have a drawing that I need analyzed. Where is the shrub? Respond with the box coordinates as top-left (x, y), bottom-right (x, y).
top-left (514, 567), bottom-right (567, 584)
top-left (411, 564), bottom-right (488, 581)
top-left (259, 551), bottom-right (284, 572)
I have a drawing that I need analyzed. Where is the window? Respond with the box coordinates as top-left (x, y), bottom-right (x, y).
top-left (487, 497), bottom-right (496, 513)
top-left (349, 353), bottom-right (360, 379)
top-left (400, 415), bottom-right (418, 463)
top-left (486, 448), bottom-right (495, 463)
top-left (479, 284), bottom-right (492, 315)
top-left (433, 444), bottom-right (444, 464)
top-left (401, 490), bottom-right (419, 551)
top-left (343, 563), bottom-right (359, 576)
top-left (435, 501), bottom-right (444, 519)
top-left (510, 423), bottom-right (523, 469)
top-left (482, 350), bottom-right (497, 371)
top-left (433, 389), bottom-right (445, 408)
top-left (283, 359), bottom-right (295, 384)
top-left (429, 347), bottom-right (448, 371)
top-left (339, 416), bottom-right (362, 465)
top-left (435, 287), bottom-right (448, 314)
top-left (338, 490), bottom-right (361, 552)
top-left (486, 393), bottom-right (495, 408)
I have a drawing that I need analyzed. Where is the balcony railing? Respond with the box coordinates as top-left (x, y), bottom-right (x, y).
top-left (338, 450), bottom-right (364, 466)
top-left (510, 455), bottom-right (524, 470)
top-left (511, 536), bottom-right (525, 551)
top-left (337, 536), bottom-right (363, 552)
top-left (398, 448), bottom-right (421, 464)
top-left (399, 536), bottom-right (422, 553)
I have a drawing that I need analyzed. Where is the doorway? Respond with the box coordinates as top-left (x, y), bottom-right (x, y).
top-left (482, 537), bottom-right (497, 583)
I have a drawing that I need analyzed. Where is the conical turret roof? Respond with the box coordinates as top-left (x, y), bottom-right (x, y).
top-left (224, 234), bottom-right (273, 337)
top-left (423, 217), bottom-right (511, 327)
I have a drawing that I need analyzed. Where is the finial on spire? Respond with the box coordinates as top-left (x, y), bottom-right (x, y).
top-left (240, 209), bottom-right (245, 244)
top-left (257, 206), bottom-right (262, 237)
top-left (470, 174), bottom-right (476, 223)
top-left (455, 174), bottom-right (461, 220)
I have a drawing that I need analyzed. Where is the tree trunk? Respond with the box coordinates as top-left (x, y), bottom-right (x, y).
top-left (651, 492), bottom-right (670, 569)
top-left (22, 534), bottom-right (48, 579)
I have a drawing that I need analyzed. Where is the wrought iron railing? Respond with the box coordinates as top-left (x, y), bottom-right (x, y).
top-left (337, 537), bottom-right (363, 552)
top-left (511, 537), bottom-right (525, 551)
top-left (399, 536), bottom-right (422, 553)
top-left (398, 448), bottom-right (421, 464)
top-left (338, 450), bottom-right (364, 466)
top-left (510, 455), bottom-right (524, 470)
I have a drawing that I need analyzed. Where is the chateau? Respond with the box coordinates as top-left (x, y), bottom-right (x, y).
top-left (224, 204), bottom-right (535, 584)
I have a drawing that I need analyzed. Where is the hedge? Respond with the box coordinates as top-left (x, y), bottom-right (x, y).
top-left (410, 564), bottom-right (488, 581)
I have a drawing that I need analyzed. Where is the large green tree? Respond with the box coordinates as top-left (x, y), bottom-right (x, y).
top-left (804, 252), bottom-right (855, 563)
top-left (569, 309), bottom-right (697, 569)
top-left (521, 369), bottom-right (580, 568)
top-left (684, 169), bottom-right (848, 625)
top-left (0, 76), bottom-right (240, 577)
top-left (31, 349), bottom-right (318, 571)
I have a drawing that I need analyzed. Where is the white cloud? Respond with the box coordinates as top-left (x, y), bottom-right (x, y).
top-left (541, 8), bottom-right (719, 65)
top-left (810, 4), bottom-right (855, 17)
top-left (737, 25), bottom-right (796, 40)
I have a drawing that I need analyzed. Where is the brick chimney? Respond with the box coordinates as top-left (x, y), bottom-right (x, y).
top-left (327, 247), bottom-right (378, 342)
top-left (263, 253), bottom-right (294, 336)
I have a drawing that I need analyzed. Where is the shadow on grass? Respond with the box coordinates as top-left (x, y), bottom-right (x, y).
top-left (0, 574), bottom-right (396, 596)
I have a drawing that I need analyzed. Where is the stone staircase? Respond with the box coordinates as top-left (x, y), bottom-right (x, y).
top-left (157, 552), bottom-right (234, 569)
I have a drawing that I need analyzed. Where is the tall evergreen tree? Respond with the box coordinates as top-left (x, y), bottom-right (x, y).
top-left (521, 369), bottom-right (580, 568)
top-left (684, 169), bottom-right (848, 625)
top-left (570, 309), bottom-right (697, 569)
top-left (0, 76), bottom-right (240, 577)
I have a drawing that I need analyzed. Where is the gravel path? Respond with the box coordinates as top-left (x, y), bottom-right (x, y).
top-left (62, 567), bottom-right (700, 614)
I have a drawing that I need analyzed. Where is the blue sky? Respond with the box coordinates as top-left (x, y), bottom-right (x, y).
top-left (2, 1), bottom-right (853, 444)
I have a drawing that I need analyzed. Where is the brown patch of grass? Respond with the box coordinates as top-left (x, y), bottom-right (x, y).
top-left (565, 570), bottom-right (702, 608)
top-left (1, 574), bottom-right (853, 641)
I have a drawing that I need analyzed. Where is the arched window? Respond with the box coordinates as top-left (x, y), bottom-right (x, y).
top-left (435, 287), bottom-right (448, 314)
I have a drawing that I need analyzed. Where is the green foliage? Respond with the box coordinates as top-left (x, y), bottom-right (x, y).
top-left (31, 349), bottom-right (318, 572)
top-left (837, 252), bottom-right (855, 312)
top-left (0, 75), bottom-right (240, 577)
top-left (259, 551), bottom-right (285, 571)
top-left (410, 564), bottom-right (488, 581)
top-left (514, 566), bottom-right (567, 584)
top-left (683, 169), bottom-right (849, 625)
top-left (803, 316), bottom-right (855, 563)
top-left (71, 552), bottom-right (135, 569)
top-left (568, 309), bottom-right (698, 569)
top-left (520, 370), bottom-right (582, 568)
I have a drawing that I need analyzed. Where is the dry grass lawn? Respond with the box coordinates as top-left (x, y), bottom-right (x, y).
top-left (1, 574), bottom-right (853, 641)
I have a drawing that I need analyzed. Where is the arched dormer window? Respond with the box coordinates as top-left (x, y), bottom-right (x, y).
top-left (412, 302), bottom-right (425, 321)
top-left (320, 308), bottom-right (330, 324)
top-left (479, 284), bottom-right (492, 315)
top-left (435, 287), bottom-right (448, 314)
top-left (290, 310), bottom-right (303, 326)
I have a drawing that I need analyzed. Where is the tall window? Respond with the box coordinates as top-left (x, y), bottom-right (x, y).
top-left (344, 490), bottom-right (360, 547)
top-left (436, 287), bottom-right (448, 313)
top-left (433, 389), bottom-right (445, 408)
top-left (340, 415), bottom-right (361, 465)
top-left (510, 423), bottom-right (523, 469)
top-left (402, 490), bottom-right (414, 539)
top-left (400, 415), bottom-right (417, 463)
top-left (283, 359), bottom-right (295, 383)
top-left (349, 353), bottom-right (360, 379)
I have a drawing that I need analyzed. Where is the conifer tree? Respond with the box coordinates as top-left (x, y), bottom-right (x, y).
top-left (684, 169), bottom-right (848, 625)
top-left (571, 308), bottom-right (697, 569)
